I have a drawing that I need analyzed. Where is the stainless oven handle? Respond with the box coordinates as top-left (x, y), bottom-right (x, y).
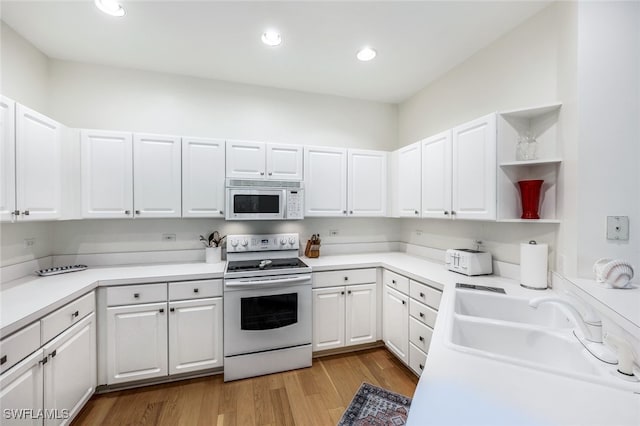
top-left (225, 275), bottom-right (312, 287)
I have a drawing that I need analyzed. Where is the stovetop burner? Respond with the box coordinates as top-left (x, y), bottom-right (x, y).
top-left (227, 257), bottom-right (308, 272)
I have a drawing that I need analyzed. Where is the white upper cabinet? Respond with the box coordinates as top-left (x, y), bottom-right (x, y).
top-left (304, 146), bottom-right (347, 216)
top-left (421, 130), bottom-right (452, 219)
top-left (226, 140), bottom-right (302, 180)
top-left (15, 104), bottom-right (62, 221)
top-left (347, 149), bottom-right (387, 217)
top-left (266, 143), bottom-right (303, 180)
top-left (0, 96), bottom-right (16, 222)
top-left (81, 130), bottom-right (134, 219)
top-left (182, 137), bottom-right (225, 218)
top-left (452, 113), bottom-right (497, 220)
top-left (133, 133), bottom-right (182, 218)
top-left (226, 140), bottom-right (266, 179)
top-left (397, 142), bottom-right (421, 217)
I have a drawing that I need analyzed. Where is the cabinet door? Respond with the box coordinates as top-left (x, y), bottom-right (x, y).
top-left (106, 302), bottom-right (168, 385)
top-left (0, 96), bottom-right (16, 222)
top-left (312, 287), bottom-right (345, 351)
top-left (182, 137), bottom-right (225, 218)
top-left (15, 104), bottom-right (62, 221)
top-left (452, 113), bottom-right (497, 220)
top-left (0, 349), bottom-right (44, 426)
top-left (421, 130), bottom-right (452, 219)
top-left (133, 134), bottom-right (181, 218)
top-left (266, 143), bottom-right (303, 180)
top-left (383, 286), bottom-right (409, 364)
top-left (168, 298), bottom-right (223, 375)
top-left (345, 283), bottom-right (377, 346)
top-left (397, 142), bottom-right (421, 217)
top-left (43, 313), bottom-right (96, 426)
top-left (225, 140), bottom-right (266, 178)
top-left (348, 149), bottom-right (387, 217)
top-left (304, 146), bottom-right (347, 217)
top-left (81, 129), bottom-right (133, 219)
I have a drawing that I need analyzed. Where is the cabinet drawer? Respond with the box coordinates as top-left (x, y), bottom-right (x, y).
top-left (409, 342), bottom-right (428, 376)
top-left (409, 317), bottom-right (433, 353)
top-left (0, 322), bottom-right (41, 374)
top-left (41, 292), bottom-right (95, 344)
top-left (410, 280), bottom-right (442, 309)
top-left (313, 268), bottom-right (376, 289)
top-left (409, 299), bottom-right (438, 328)
top-left (169, 279), bottom-right (222, 300)
top-left (383, 270), bottom-right (409, 295)
top-left (107, 283), bottom-right (167, 306)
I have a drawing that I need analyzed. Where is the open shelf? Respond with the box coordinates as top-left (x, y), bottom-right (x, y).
top-left (497, 103), bottom-right (563, 222)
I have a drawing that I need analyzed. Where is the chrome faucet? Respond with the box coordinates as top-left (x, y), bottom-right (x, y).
top-left (529, 296), bottom-right (617, 364)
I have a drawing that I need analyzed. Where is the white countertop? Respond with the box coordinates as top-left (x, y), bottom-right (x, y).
top-left (1, 262), bottom-right (225, 338)
top-left (2, 252), bottom-right (638, 425)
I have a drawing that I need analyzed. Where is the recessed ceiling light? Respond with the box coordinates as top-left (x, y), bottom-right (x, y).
top-left (261, 30), bottom-right (282, 47)
top-left (356, 47), bottom-right (377, 62)
top-left (95, 0), bottom-right (125, 17)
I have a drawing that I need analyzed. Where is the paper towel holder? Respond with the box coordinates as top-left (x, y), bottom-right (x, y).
top-left (520, 240), bottom-right (549, 290)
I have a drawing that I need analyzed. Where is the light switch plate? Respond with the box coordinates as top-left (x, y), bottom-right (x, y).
top-left (606, 216), bottom-right (629, 241)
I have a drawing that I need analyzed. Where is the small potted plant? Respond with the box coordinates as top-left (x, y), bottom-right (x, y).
top-left (200, 231), bottom-right (226, 263)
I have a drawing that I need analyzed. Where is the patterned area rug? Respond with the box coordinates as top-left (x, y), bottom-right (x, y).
top-left (338, 382), bottom-right (412, 426)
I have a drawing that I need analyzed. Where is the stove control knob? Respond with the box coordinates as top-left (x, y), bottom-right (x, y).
top-left (230, 239), bottom-right (238, 248)
top-left (289, 237), bottom-right (296, 245)
top-left (280, 238), bottom-right (287, 245)
top-left (241, 239), bottom-right (248, 247)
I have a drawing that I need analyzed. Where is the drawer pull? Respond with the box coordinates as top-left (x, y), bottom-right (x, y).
top-left (170, 308), bottom-right (175, 313)
top-left (419, 336), bottom-right (425, 342)
top-left (402, 300), bottom-right (406, 305)
top-left (392, 280), bottom-right (396, 284)
top-left (344, 276), bottom-right (348, 281)
top-left (347, 290), bottom-right (352, 295)
top-left (134, 293), bottom-right (140, 298)
top-left (419, 312), bottom-right (425, 318)
top-left (420, 292), bottom-right (425, 298)
top-left (50, 350), bottom-right (57, 358)
top-left (419, 363), bottom-right (424, 370)
top-left (159, 308), bottom-right (165, 313)
top-left (193, 288), bottom-right (199, 293)
top-left (0, 355), bottom-right (6, 365)
top-left (341, 291), bottom-right (345, 295)
top-left (72, 310), bottom-right (79, 319)
top-left (39, 357), bottom-right (48, 365)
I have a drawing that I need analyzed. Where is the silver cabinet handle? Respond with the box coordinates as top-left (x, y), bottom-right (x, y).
top-left (260, 172), bottom-right (265, 176)
top-left (0, 355), bottom-right (6, 365)
top-left (159, 308), bottom-right (164, 313)
top-left (170, 307), bottom-right (175, 313)
top-left (419, 312), bottom-right (425, 318)
top-left (125, 210), bottom-right (131, 215)
top-left (344, 276), bottom-right (348, 281)
top-left (133, 293), bottom-right (140, 298)
top-left (12, 210), bottom-right (19, 216)
top-left (135, 210), bottom-right (141, 215)
top-left (419, 364), bottom-right (424, 370)
top-left (347, 290), bottom-right (352, 295)
top-left (268, 172), bottom-right (273, 176)
top-left (341, 291), bottom-right (345, 295)
top-left (402, 300), bottom-right (406, 305)
top-left (444, 211), bottom-right (449, 215)
top-left (419, 336), bottom-right (425, 342)
top-left (50, 350), bottom-right (57, 358)
top-left (193, 288), bottom-right (199, 293)
top-left (343, 210), bottom-right (347, 214)
top-left (420, 292), bottom-right (425, 298)
top-left (392, 279), bottom-right (396, 284)
top-left (23, 210), bottom-right (30, 216)
top-left (71, 310), bottom-right (79, 319)
top-left (451, 211), bottom-right (456, 215)
top-left (349, 210), bottom-right (353, 214)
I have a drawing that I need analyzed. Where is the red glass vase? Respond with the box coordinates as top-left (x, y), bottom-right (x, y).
top-left (518, 180), bottom-right (544, 219)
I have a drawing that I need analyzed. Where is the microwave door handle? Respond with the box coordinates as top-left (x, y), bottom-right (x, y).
top-left (225, 275), bottom-right (312, 287)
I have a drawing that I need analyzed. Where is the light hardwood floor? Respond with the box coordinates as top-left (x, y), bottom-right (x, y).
top-left (72, 348), bottom-right (418, 426)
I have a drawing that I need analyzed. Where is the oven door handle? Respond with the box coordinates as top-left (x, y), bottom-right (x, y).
top-left (225, 275), bottom-right (312, 287)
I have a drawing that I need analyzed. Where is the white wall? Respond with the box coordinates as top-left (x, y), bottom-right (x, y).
top-left (0, 222), bottom-right (53, 267)
top-left (575, 1), bottom-right (640, 276)
top-left (47, 59), bottom-right (397, 150)
top-left (0, 22), bottom-right (49, 113)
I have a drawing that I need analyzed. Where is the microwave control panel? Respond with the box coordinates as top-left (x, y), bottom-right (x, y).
top-left (286, 190), bottom-right (304, 220)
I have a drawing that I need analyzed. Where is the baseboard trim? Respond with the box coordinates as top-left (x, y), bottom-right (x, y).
top-left (312, 340), bottom-right (385, 359)
top-left (95, 367), bottom-right (223, 394)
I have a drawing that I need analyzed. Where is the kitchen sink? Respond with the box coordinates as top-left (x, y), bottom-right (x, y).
top-left (450, 316), bottom-right (601, 376)
top-left (454, 288), bottom-right (572, 328)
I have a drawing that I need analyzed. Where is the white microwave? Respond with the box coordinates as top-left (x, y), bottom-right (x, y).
top-left (225, 179), bottom-right (304, 220)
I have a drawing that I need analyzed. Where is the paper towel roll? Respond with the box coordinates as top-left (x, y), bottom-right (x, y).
top-left (520, 241), bottom-right (548, 290)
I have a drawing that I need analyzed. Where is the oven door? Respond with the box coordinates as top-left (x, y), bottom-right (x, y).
top-left (223, 275), bottom-right (312, 357)
top-left (226, 189), bottom-right (285, 220)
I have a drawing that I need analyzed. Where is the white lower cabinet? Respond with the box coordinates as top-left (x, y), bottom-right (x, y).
top-left (0, 350), bottom-right (44, 426)
top-left (0, 298), bottom-right (96, 426)
top-left (43, 314), bottom-right (96, 425)
top-left (106, 302), bottom-right (168, 385)
top-left (382, 285), bottom-right (409, 363)
top-left (312, 283), bottom-right (377, 352)
top-left (168, 298), bottom-right (223, 375)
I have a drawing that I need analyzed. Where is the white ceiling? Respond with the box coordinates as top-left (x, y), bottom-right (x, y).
top-left (0, 1), bottom-right (550, 103)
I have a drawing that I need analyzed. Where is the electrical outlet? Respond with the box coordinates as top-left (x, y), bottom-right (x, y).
top-left (606, 216), bottom-right (629, 241)
top-left (24, 238), bottom-right (36, 248)
top-left (415, 230), bottom-right (423, 236)
top-left (329, 229), bottom-right (339, 236)
top-left (162, 233), bottom-right (176, 242)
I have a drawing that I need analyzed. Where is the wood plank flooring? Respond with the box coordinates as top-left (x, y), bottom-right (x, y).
top-left (72, 348), bottom-right (418, 426)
